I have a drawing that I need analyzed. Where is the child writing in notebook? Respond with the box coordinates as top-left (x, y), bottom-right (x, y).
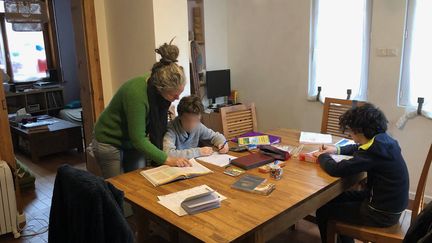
top-left (313, 103), bottom-right (409, 243)
top-left (163, 95), bottom-right (229, 159)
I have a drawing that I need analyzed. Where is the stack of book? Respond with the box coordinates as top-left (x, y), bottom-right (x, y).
top-left (20, 121), bottom-right (51, 133)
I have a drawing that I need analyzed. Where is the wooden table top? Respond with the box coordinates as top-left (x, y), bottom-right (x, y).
top-left (108, 128), bottom-right (363, 242)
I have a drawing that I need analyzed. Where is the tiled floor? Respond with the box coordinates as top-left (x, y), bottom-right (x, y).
top-left (0, 150), bottom-right (331, 243)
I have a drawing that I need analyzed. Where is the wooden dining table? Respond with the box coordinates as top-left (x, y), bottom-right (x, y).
top-left (108, 128), bottom-right (365, 243)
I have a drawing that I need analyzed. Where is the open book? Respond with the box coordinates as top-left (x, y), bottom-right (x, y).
top-left (140, 159), bottom-right (213, 186)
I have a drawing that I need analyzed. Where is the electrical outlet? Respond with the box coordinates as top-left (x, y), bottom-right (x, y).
top-left (376, 48), bottom-right (387, 57)
top-left (387, 48), bottom-right (398, 57)
top-left (376, 48), bottom-right (398, 57)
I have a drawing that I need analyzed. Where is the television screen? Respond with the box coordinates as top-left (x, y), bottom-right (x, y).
top-left (206, 69), bottom-right (231, 99)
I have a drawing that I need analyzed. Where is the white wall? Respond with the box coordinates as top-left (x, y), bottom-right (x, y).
top-left (101, 0), bottom-right (156, 101)
top-left (227, 0), bottom-right (322, 131)
top-left (94, 0), bottom-right (190, 105)
top-left (203, 0), bottom-right (228, 71)
top-left (226, 0), bottom-right (432, 198)
top-left (153, 0), bottom-right (191, 105)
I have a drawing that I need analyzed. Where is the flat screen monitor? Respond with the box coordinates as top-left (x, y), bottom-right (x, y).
top-left (206, 69), bottom-right (231, 100)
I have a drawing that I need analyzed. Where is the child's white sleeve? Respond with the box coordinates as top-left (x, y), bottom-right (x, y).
top-left (163, 129), bottom-right (201, 159)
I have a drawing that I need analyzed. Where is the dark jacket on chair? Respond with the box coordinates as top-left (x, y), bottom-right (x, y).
top-left (48, 165), bottom-right (133, 243)
top-left (404, 202), bottom-right (432, 243)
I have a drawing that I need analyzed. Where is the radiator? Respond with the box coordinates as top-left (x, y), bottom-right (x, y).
top-left (0, 160), bottom-right (20, 238)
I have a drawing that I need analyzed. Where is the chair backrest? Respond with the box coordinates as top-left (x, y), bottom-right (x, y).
top-left (321, 98), bottom-right (366, 139)
top-left (220, 103), bottom-right (258, 140)
top-left (411, 144), bottom-right (432, 224)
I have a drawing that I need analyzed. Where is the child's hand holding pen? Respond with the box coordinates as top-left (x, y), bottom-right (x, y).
top-left (313, 144), bottom-right (337, 157)
top-left (217, 141), bottom-right (229, 154)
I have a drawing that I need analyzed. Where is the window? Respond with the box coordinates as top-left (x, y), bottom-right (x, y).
top-left (400, 0), bottom-right (432, 114)
top-left (0, 0), bottom-right (57, 83)
top-left (308, 0), bottom-right (371, 102)
top-left (5, 20), bottom-right (48, 82)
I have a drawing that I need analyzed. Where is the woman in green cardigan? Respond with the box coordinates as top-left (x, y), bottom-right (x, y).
top-left (90, 41), bottom-right (191, 178)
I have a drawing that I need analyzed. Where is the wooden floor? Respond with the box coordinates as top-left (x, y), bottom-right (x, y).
top-left (0, 151), bottom-right (329, 243)
top-left (0, 151), bottom-right (85, 243)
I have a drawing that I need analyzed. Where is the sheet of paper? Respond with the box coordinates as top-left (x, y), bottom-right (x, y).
top-left (197, 153), bottom-right (237, 167)
top-left (330, 154), bottom-right (354, 163)
top-left (157, 185), bottom-right (226, 216)
top-left (299, 132), bottom-right (333, 144)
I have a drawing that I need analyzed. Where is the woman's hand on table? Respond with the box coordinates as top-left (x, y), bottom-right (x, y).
top-left (164, 157), bottom-right (192, 167)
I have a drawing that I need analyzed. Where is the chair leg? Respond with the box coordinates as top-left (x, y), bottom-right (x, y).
top-left (327, 221), bottom-right (337, 243)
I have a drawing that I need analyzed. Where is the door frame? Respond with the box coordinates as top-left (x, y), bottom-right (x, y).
top-left (70, 0), bottom-right (104, 173)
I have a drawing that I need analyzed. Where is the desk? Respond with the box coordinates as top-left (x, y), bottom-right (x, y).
top-left (108, 128), bottom-right (364, 243)
top-left (10, 117), bottom-right (83, 162)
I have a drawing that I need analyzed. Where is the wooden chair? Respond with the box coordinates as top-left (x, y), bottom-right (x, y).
top-left (327, 144), bottom-right (432, 243)
top-left (321, 98), bottom-right (365, 139)
top-left (219, 103), bottom-right (258, 140)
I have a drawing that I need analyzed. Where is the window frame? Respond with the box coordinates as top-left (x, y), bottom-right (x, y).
top-left (0, 0), bottom-right (61, 83)
top-left (398, 0), bottom-right (430, 110)
top-left (308, 0), bottom-right (373, 102)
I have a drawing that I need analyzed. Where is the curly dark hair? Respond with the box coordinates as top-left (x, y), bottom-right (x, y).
top-left (339, 103), bottom-right (388, 139)
top-left (177, 95), bottom-right (204, 116)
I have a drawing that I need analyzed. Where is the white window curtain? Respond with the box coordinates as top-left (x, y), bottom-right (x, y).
top-left (399, 0), bottom-right (432, 119)
top-left (308, 0), bottom-right (371, 102)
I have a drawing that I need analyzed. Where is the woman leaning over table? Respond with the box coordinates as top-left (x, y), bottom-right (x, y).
top-left (90, 40), bottom-right (191, 179)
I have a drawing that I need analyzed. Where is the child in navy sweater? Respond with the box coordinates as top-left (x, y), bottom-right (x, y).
top-left (314, 103), bottom-right (409, 243)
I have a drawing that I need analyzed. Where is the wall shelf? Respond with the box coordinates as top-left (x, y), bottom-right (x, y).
top-left (5, 87), bottom-right (64, 115)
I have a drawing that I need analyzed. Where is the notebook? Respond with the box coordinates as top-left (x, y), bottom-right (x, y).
top-left (197, 152), bottom-right (237, 167)
top-left (230, 152), bottom-right (275, 170)
top-left (140, 159), bottom-right (212, 186)
top-left (299, 132), bottom-right (333, 144)
top-left (231, 132), bottom-right (281, 144)
top-left (158, 185), bottom-right (226, 216)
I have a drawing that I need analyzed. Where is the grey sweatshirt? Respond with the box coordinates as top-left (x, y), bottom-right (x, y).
top-left (163, 117), bottom-right (226, 159)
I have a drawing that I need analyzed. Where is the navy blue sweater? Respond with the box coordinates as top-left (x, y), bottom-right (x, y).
top-left (318, 133), bottom-right (409, 214)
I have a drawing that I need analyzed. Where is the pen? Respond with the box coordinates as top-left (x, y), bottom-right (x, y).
top-left (321, 144), bottom-right (326, 151)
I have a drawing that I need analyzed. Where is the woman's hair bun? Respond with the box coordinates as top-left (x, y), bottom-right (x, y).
top-left (155, 37), bottom-right (179, 64)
